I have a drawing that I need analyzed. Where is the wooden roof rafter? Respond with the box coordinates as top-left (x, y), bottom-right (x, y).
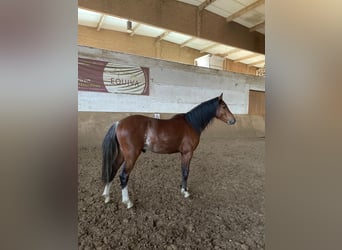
top-left (249, 20), bottom-right (265, 32)
top-left (198, 0), bottom-right (217, 11)
top-left (248, 59), bottom-right (265, 66)
top-left (226, 0), bottom-right (265, 22)
top-left (180, 37), bottom-right (196, 48)
top-left (156, 31), bottom-right (171, 42)
top-left (129, 23), bottom-right (141, 36)
top-left (220, 48), bottom-right (241, 57)
top-left (96, 14), bottom-right (106, 31)
top-left (233, 53), bottom-right (260, 62)
top-left (200, 43), bottom-right (219, 53)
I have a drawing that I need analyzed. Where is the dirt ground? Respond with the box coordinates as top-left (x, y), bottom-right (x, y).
top-left (78, 134), bottom-right (265, 250)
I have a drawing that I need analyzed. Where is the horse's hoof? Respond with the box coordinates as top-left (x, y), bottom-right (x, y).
top-left (124, 200), bottom-right (133, 209)
top-left (104, 196), bottom-right (110, 203)
top-left (181, 188), bottom-right (190, 198)
top-left (127, 201), bottom-right (133, 209)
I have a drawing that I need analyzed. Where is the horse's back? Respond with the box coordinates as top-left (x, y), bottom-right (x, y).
top-left (117, 114), bottom-right (185, 134)
top-left (117, 115), bottom-right (151, 135)
top-left (118, 114), bottom-right (186, 128)
top-left (119, 114), bottom-right (152, 125)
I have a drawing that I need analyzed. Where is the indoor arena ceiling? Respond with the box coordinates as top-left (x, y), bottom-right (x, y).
top-left (177, 0), bottom-right (265, 34)
top-left (78, 0), bottom-right (265, 68)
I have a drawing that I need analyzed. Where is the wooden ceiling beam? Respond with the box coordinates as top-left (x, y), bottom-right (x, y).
top-left (233, 53), bottom-right (260, 62)
top-left (248, 59), bottom-right (265, 66)
top-left (79, 0), bottom-right (265, 54)
top-left (220, 48), bottom-right (241, 57)
top-left (226, 0), bottom-right (265, 22)
top-left (156, 31), bottom-right (170, 42)
top-left (249, 20), bottom-right (265, 32)
top-left (129, 23), bottom-right (141, 36)
top-left (180, 37), bottom-right (195, 48)
top-left (96, 14), bottom-right (106, 31)
top-left (200, 43), bottom-right (219, 53)
top-left (197, 1), bottom-right (216, 37)
top-left (198, 0), bottom-right (217, 11)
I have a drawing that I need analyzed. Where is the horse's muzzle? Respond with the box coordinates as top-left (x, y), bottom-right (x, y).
top-left (228, 118), bottom-right (236, 125)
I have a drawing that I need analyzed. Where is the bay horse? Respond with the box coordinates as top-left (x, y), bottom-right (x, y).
top-left (101, 93), bottom-right (236, 209)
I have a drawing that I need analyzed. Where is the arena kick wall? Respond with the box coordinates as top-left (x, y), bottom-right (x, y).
top-left (78, 46), bottom-right (265, 146)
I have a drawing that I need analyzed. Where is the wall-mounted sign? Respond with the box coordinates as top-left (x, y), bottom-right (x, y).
top-left (78, 57), bottom-right (149, 95)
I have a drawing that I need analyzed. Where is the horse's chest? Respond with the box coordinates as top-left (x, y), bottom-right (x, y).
top-left (144, 131), bottom-right (153, 149)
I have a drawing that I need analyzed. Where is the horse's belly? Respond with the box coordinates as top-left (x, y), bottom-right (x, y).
top-left (144, 130), bottom-right (181, 154)
top-left (152, 144), bottom-right (179, 154)
top-left (143, 140), bottom-right (178, 154)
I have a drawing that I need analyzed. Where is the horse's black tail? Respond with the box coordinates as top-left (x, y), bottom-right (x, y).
top-left (102, 122), bottom-right (120, 183)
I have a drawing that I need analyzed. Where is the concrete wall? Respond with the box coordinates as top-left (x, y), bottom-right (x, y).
top-left (78, 112), bottom-right (265, 147)
top-left (78, 46), bottom-right (265, 114)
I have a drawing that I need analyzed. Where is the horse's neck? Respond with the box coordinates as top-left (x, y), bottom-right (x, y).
top-left (185, 111), bottom-right (215, 135)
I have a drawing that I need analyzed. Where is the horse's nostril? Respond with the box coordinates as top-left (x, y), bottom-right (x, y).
top-left (228, 118), bottom-right (236, 125)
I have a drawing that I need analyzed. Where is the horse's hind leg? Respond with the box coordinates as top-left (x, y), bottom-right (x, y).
top-left (102, 182), bottom-right (112, 203)
top-left (102, 153), bottom-right (124, 203)
top-left (119, 162), bottom-right (134, 209)
top-left (119, 152), bottom-right (140, 209)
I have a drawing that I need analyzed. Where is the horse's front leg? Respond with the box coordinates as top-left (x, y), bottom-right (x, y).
top-left (180, 151), bottom-right (192, 198)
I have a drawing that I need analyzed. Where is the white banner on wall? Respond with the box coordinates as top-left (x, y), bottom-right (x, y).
top-left (78, 57), bottom-right (149, 95)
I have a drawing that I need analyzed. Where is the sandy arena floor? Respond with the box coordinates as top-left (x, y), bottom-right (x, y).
top-left (78, 134), bottom-right (265, 250)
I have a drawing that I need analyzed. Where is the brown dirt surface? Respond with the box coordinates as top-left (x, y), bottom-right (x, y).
top-left (78, 134), bottom-right (265, 250)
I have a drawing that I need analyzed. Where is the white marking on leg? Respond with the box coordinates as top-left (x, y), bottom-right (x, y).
top-left (102, 182), bottom-right (112, 203)
top-left (102, 182), bottom-right (112, 196)
top-left (104, 196), bottom-right (110, 203)
top-left (122, 186), bottom-right (129, 202)
top-left (181, 188), bottom-right (190, 198)
top-left (122, 186), bottom-right (133, 209)
top-left (126, 200), bottom-right (133, 209)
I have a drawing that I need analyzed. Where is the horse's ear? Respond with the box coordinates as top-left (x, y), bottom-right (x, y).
top-left (219, 93), bottom-right (223, 100)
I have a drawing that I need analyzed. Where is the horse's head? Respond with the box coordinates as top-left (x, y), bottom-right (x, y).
top-left (216, 93), bottom-right (236, 125)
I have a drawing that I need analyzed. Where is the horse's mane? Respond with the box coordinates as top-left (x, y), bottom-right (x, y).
top-left (184, 97), bottom-right (219, 134)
